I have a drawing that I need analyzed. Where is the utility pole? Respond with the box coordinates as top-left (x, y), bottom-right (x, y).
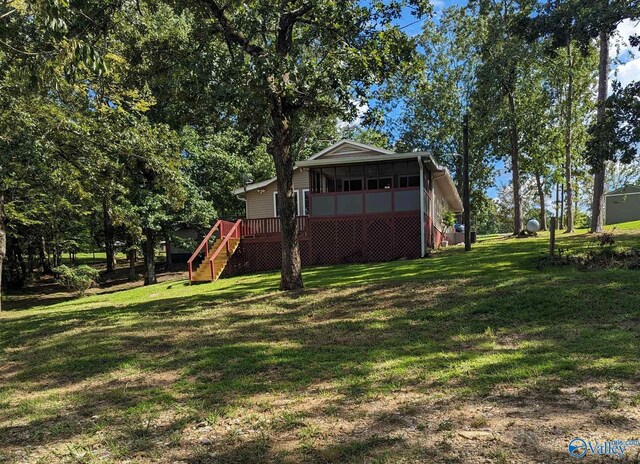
top-left (463, 113), bottom-right (471, 252)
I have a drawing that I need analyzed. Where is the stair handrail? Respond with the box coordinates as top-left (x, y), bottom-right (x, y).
top-left (188, 220), bottom-right (222, 281)
top-left (208, 219), bottom-right (243, 280)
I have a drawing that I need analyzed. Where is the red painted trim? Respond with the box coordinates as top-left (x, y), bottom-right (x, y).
top-left (309, 211), bottom-right (419, 221)
top-left (241, 236), bottom-right (311, 244)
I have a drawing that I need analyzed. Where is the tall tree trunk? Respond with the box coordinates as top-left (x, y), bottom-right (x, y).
top-left (165, 238), bottom-right (172, 271)
top-left (27, 243), bottom-right (34, 282)
top-left (535, 172), bottom-right (547, 231)
top-left (129, 250), bottom-right (137, 282)
top-left (6, 237), bottom-right (24, 289)
top-left (15, 242), bottom-right (26, 283)
top-left (590, 29), bottom-right (609, 233)
top-left (0, 193), bottom-right (5, 312)
top-left (555, 183), bottom-right (560, 227)
top-left (39, 235), bottom-right (51, 274)
top-left (269, 94), bottom-right (303, 291)
top-left (507, 92), bottom-right (523, 235)
top-left (142, 229), bottom-right (157, 285)
top-left (102, 197), bottom-right (117, 272)
top-left (52, 236), bottom-right (59, 268)
top-left (564, 41), bottom-right (574, 233)
top-left (126, 238), bottom-right (137, 282)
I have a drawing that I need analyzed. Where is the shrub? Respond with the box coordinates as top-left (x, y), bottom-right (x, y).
top-left (574, 211), bottom-right (591, 229)
top-left (442, 210), bottom-right (457, 233)
top-left (597, 232), bottom-right (615, 247)
top-left (53, 265), bottom-right (100, 296)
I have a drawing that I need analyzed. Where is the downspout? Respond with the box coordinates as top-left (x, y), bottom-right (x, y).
top-left (419, 156), bottom-right (425, 257)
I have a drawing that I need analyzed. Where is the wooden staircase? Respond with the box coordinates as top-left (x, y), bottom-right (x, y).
top-left (188, 220), bottom-right (242, 283)
top-left (190, 237), bottom-right (240, 282)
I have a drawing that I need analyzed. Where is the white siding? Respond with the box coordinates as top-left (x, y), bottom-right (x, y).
top-left (433, 179), bottom-right (454, 232)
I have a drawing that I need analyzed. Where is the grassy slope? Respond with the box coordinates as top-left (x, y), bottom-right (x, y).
top-left (1, 225), bottom-right (639, 463)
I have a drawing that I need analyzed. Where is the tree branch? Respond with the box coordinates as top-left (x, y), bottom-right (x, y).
top-left (199, 0), bottom-right (265, 57)
top-left (277, 3), bottom-right (313, 54)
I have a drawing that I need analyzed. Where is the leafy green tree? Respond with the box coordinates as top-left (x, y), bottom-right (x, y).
top-left (114, 116), bottom-right (187, 285)
top-left (471, 0), bottom-right (541, 235)
top-left (168, 0), bottom-right (428, 290)
top-left (517, 67), bottom-right (559, 231)
top-left (523, 0), bottom-right (640, 232)
top-left (391, 7), bottom-right (494, 233)
top-left (587, 77), bottom-right (640, 182)
top-left (0, 0), bottom-right (127, 308)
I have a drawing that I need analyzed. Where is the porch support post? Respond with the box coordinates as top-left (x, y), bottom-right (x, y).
top-left (418, 156), bottom-right (425, 257)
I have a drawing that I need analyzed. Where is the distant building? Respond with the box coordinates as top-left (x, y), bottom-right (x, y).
top-left (605, 185), bottom-right (640, 225)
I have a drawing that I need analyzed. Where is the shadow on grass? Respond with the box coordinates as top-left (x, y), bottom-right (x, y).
top-left (1, 234), bottom-right (639, 461)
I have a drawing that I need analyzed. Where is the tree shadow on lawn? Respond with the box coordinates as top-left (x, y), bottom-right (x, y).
top-left (2, 261), bottom-right (187, 312)
top-left (184, 426), bottom-right (584, 464)
top-left (1, 266), bottom-right (639, 460)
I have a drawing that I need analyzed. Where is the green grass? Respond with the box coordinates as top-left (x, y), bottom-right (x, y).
top-left (1, 224), bottom-right (640, 463)
top-left (59, 251), bottom-right (165, 265)
top-left (606, 219), bottom-right (640, 231)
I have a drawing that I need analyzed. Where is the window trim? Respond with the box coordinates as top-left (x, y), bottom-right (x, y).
top-left (273, 190), bottom-right (301, 217)
top-left (302, 189), bottom-right (310, 216)
top-left (398, 174), bottom-right (421, 188)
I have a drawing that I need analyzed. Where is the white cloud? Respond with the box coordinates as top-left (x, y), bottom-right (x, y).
top-left (336, 100), bottom-right (369, 130)
top-left (610, 19), bottom-right (640, 89)
top-left (610, 18), bottom-right (639, 58)
top-left (614, 57), bottom-right (640, 87)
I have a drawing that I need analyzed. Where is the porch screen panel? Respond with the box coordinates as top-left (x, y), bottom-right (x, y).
top-left (337, 193), bottom-right (363, 215)
top-left (313, 195), bottom-right (336, 216)
top-left (365, 191), bottom-right (392, 213)
top-left (394, 189), bottom-right (420, 211)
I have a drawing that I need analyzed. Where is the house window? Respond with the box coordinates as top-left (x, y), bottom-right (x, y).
top-left (302, 189), bottom-right (310, 216)
top-left (311, 170), bottom-right (322, 193)
top-left (273, 190), bottom-right (300, 217)
top-left (398, 175), bottom-right (420, 188)
top-left (394, 161), bottom-right (420, 188)
top-left (335, 165), bottom-right (363, 192)
top-left (365, 164), bottom-right (393, 190)
top-left (323, 168), bottom-right (337, 193)
top-left (310, 168), bottom-right (336, 193)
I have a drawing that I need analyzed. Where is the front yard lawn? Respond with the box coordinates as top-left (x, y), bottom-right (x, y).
top-left (1, 225), bottom-right (639, 463)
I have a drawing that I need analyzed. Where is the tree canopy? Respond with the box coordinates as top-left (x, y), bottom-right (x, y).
top-left (1, 0), bottom-right (639, 301)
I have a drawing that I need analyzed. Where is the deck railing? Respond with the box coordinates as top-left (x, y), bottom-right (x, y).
top-left (241, 216), bottom-right (308, 237)
top-left (208, 219), bottom-right (242, 279)
top-left (187, 219), bottom-right (236, 281)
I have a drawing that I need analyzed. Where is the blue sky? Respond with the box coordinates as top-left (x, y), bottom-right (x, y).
top-left (384, 2), bottom-right (640, 199)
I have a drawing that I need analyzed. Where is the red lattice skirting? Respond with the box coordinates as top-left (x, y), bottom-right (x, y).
top-left (225, 212), bottom-right (421, 276)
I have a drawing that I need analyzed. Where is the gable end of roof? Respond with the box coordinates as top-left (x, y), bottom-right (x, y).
top-left (307, 139), bottom-right (393, 160)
